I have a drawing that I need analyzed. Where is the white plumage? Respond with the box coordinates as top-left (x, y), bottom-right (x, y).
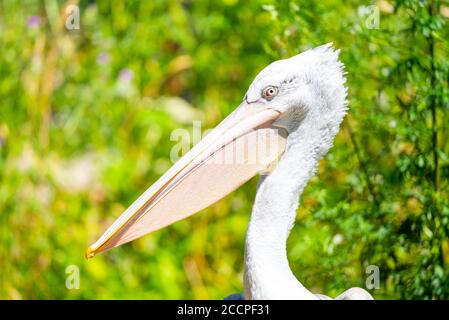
top-left (243, 44), bottom-right (371, 299)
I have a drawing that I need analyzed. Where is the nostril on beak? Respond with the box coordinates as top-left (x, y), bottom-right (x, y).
top-left (244, 95), bottom-right (249, 104)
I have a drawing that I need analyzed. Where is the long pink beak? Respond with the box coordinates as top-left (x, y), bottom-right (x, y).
top-left (86, 102), bottom-right (286, 258)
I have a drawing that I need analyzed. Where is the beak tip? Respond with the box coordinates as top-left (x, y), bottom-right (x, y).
top-left (85, 246), bottom-right (96, 260)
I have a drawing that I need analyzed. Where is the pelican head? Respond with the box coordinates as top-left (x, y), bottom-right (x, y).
top-left (85, 43), bottom-right (365, 300)
top-left (246, 43), bottom-right (347, 152)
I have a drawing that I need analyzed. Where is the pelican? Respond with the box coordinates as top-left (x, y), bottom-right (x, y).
top-left (86, 43), bottom-right (373, 300)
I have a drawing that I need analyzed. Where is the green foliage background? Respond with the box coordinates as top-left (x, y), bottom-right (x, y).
top-left (1, 0), bottom-right (448, 299)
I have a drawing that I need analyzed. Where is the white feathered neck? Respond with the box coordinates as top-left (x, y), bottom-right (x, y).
top-left (243, 44), bottom-right (348, 300)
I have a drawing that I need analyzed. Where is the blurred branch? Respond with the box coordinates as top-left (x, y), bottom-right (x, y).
top-left (427, 0), bottom-right (445, 268)
top-left (427, 1), bottom-right (439, 195)
top-left (345, 121), bottom-right (381, 208)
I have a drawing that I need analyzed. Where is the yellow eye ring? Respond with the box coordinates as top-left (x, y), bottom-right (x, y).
top-left (262, 86), bottom-right (278, 100)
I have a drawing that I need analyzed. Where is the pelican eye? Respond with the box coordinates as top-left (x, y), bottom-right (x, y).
top-left (262, 86), bottom-right (278, 100)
